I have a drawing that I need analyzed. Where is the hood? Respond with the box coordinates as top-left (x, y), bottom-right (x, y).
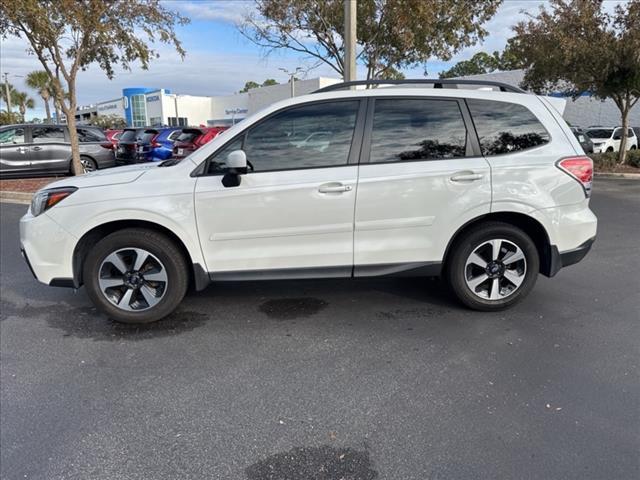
top-left (42, 163), bottom-right (159, 190)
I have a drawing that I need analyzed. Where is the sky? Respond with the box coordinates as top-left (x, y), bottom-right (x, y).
top-left (0, 0), bottom-right (624, 120)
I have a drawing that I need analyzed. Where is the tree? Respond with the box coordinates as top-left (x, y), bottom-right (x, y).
top-left (439, 41), bottom-right (525, 79)
top-left (0, 0), bottom-right (189, 174)
top-left (25, 70), bottom-right (53, 122)
top-left (240, 0), bottom-right (502, 80)
top-left (0, 82), bottom-right (34, 120)
top-left (90, 114), bottom-right (127, 129)
top-left (12, 91), bottom-right (35, 118)
top-left (239, 78), bottom-right (280, 93)
top-left (0, 111), bottom-right (22, 125)
top-left (512, 0), bottom-right (640, 164)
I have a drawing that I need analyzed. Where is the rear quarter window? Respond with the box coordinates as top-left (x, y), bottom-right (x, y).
top-left (467, 99), bottom-right (550, 155)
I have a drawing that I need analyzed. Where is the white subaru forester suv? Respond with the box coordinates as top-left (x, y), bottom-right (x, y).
top-left (20, 80), bottom-right (597, 324)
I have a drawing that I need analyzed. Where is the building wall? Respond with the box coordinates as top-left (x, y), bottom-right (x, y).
top-left (456, 69), bottom-right (640, 128)
top-left (72, 77), bottom-right (342, 128)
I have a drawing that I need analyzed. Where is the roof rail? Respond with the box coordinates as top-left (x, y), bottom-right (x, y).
top-left (313, 78), bottom-right (527, 94)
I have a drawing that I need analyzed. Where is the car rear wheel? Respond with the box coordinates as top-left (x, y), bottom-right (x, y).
top-left (446, 222), bottom-right (539, 311)
top-left (80, 156), bottom-right (97, 173)
top-left (83, 229), bottom-right (189, 323)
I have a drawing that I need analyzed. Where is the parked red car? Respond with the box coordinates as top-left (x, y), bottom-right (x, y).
top-left (172, 127), bottom-right (227, 159)
top-left (105, 129), bottom-right (123, 148)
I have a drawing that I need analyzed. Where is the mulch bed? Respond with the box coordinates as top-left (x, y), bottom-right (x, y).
top-left (0, 177), bottom-right (62, 193)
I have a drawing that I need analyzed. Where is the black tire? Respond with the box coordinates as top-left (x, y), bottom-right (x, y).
top-left (606, 147), bottom-right (614, 152)
top-left (80, 156), bottom-right (98, 173)
top-left (83, 228), bottom-right (189, 323)
top-left (445, 222), bottom-right (539, 311)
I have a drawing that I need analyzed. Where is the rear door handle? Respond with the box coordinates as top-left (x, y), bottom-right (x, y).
top-left (318, 182), bottom-right (353, 194)
top-left (450, 172), bottom-right (484, 182)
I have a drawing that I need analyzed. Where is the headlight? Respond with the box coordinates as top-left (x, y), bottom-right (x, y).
top-left (30, 187), bottom-right (78, 217)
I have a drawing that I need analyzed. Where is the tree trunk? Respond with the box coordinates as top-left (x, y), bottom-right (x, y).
top-left (618, 106), bottom-right (629, 165)
top-left (63, 106), bottom-right (83, 175)
top-left (43, 96), bottom-right (51, 123)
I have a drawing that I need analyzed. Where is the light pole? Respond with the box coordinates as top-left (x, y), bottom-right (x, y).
top-left (344, 0), bottom-right (357, 83)
top-left (279, 67), bottom-right (303, 98)
top-left (3, 73), bottom-right (13, 114)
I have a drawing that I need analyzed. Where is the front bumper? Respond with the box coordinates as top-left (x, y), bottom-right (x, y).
top-left (20, 210), bottom-right (77, 286)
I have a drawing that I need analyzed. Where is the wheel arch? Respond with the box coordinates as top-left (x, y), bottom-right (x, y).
top-left (72, 219), bottom-right (210, 291)
top-left (442, 212), bottom-right (556, 277)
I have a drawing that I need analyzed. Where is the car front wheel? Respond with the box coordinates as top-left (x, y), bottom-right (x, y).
top-left (83, 228), bottom-right (189, 323)
top-left (446, 222), bottom-right (539, 311)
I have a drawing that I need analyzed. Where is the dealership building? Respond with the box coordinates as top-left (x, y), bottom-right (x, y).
top-left (67, 78), bottom-right (340, 128)
top-left (68, 71), bottom-right (638, 129)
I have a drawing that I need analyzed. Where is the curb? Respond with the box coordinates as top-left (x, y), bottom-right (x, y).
top-left (0, 191), bottom-right (32, 205)
top-left (595, 172), bottom-right (640, 179)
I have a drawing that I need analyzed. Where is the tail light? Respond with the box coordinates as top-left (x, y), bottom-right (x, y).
top-left (151, 133), bottom-right (161, 148)
top-left (100, 142), bottom-right (113, 150)
top-left (557, 156), bottom-right (593, 197)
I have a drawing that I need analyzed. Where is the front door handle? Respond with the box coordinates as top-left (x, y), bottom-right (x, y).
top-left (32, 146), bottom-right (42, 151)
top-left (318, 182), bottom-right (353, 194)
top-left (450, 171), bottom-right (484, 182)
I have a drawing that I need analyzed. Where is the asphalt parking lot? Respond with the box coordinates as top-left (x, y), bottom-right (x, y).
top-left (1, 177), bottom-right (638, 480)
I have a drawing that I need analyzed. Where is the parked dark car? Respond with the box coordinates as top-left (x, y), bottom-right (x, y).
top-left (570, 127), bottom-right (594, 154)
top-left (172, 127), bottom-right (227, 159)
top-left (0, 124), bottom-right (116, 178)
top-left (115, 128), bottom-right (158, 164)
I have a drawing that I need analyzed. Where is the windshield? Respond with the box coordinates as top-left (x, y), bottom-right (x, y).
top-left (586, 129), bottom-right (613, 139)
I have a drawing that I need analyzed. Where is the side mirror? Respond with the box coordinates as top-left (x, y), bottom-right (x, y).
top-left (222, 149), bottom-right (247, 188)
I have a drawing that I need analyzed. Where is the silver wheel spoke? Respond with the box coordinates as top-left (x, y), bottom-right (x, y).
top-left (489, 278), bottom-right (501, 300)
top-left (467, 274), bottom-right (489, 290)
top-left (118, 288), bottom-right (134, 310)
top-left (466, 252), bottom-right (487, 268)
top-left (144, 271), bottom-right (167, 282)
top-left (490, 239), bottom-right (503, 261)
top-left (104, 252), bottom-right (128, 274)
top-left (503, 249), bottom-right (525, 265)
top-left (504, 269), bottom-right (524, 287)
top-left (139, 285), bottom-right (161, 307)
top-left (132, 248), bottom-right (149, 271)
top-left (99, 277), bottom-right (124, 289)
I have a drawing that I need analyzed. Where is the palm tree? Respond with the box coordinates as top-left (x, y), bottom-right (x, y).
top-left (25, 70), bottom-right (52, 123)
top-left (0, 81), bottom-right (17, 113)
top-left (12, 91), bottom-right (35, 119)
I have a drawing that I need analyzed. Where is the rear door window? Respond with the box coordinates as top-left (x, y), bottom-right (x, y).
top-left (368, 98), bottom-right (468, 163)
top-left (0, 127), bottom-right (26, 144)
top-left (467, 99), bottom-right (550, 155)
top-left (32, 126), bottom-right (66, 143)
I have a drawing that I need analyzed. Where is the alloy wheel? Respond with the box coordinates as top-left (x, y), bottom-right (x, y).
top-left (81, 157), bottom-right (96, 173)
top-left (98, 248), bottom-right (168, 311)
top-left (464, 238), bottom-right (527, 300)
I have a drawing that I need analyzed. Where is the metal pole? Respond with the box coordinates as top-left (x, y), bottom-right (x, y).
top-left (291, 73), bottom-right (295, 98)
top-left (3, 73), bottom-right (12, 114)
top-left (174, 95), bottom-right (179, 126)
top-left (344, 0), bottom-right (357, 82)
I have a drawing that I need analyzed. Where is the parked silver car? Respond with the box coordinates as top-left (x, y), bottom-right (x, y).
top-left (0, 124), bottom-right (116, 177)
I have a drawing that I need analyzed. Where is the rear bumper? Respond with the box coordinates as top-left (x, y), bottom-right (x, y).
top-left (548, 237), bottom-right (595, 277)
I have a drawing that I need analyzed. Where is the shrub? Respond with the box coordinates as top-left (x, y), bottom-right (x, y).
top-left (627, 150), bottom-right (640, 168)
top-left (589, 152), bottom-right (618, 170)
